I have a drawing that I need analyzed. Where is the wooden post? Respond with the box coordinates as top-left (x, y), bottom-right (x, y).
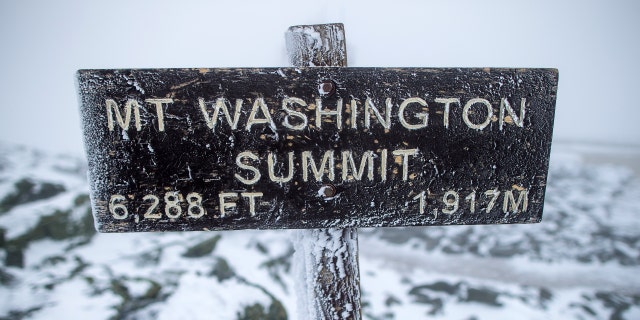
top-left (285, 24), bottom-right (347, 67)
top-left (286, 24), bottom-right (362, 320)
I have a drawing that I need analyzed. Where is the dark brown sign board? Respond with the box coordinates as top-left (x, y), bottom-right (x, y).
top-left (77, 68), bottom-right (558, 232)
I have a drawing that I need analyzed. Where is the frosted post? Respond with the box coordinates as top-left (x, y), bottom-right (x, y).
top-left (285, 23), bottom-right (348, 67)
top-left (286, 23), bottom-right (362, 320)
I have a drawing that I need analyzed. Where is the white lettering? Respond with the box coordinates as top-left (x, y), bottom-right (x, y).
top-left (186, 192), bottom-right (206, 218)
top-left (145, 98), bottom-right (173, 132)
top-left (142, 194), bottom-right (161, 219)
top-left (198, 98), bottom-right (243, 130)
top-left (241, 192), bottom-right (263, 216)
top-left (107, 95), bottom-right (529, 134)
top-left (413, 191), bottom-right (426, 214)
top-left (380, 149), bottom-right (388, 181)
top-left (442, 190), bottom-right (459, 214)
top-left (350, 99), bottom-right (358, 129)
top-left (365, 97), bottom-right (392, 129)
top-left (503, 189), bottom-right (529, 213)
top-left (281, 97), bottom-right (308, 130)
top-left (484, 189), bottom-right (500, 213)
top-left (164, 191), bottom-right (183, 219)
top-left (463, 98), bottom-right (493, 130)
top-left (106, 99), bottom-right (141, 131)
top-left (341, 150), bottom-right (374, 181)
top-left (302, 150), bottom-right (335, 182)
top-left (268, 151), bottom-right (294, 183)
top-left (235, 151), bottom-right (261, 185)
top-left (398, 97), bottom-right (428, 130)
top-left (499, 98), bottom-right (526, 130)
top-left (434, 98), bottom-right (460, 129)
top-left (315, 98), bottom-right (343, 130)
top-left (109, 194), bottom-right (128, 219)
top-left (465, 191), bottom-right (476, 214)
top-left (219, 192), bottom-right (238, 217)
top-left (246, 98), bottom-right (275, 131)
top-left (392, 149), bottom-right (418, 181)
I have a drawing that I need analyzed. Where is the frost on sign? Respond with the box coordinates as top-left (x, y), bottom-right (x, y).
top-left (76, 68), bottom-right (558, 232)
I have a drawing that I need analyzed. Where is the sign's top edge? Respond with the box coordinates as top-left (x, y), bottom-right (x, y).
top-left (77, 67), bottom-right (559, 74)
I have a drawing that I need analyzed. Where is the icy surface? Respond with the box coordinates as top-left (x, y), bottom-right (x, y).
top-left (0, 142), bottom-right (638, 319)
top-left (293, 228), bottom-right (359, 320)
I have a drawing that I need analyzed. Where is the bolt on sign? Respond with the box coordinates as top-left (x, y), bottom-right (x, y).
top-left (77, 67), bottom-right (558, 232)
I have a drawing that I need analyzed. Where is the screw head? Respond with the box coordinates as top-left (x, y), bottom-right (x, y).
top-left (320, 184), bottom-right (337, 198)
top-left (318, 80), bottom-right (336, 96)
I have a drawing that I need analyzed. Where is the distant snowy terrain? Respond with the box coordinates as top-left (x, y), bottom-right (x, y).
top-left (0, 142), bottom-right (638, 320)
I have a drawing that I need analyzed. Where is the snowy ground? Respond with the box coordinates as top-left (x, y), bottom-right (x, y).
top-left (0, 142), bottom-right (638, 319)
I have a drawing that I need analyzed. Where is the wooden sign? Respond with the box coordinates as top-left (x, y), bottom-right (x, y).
top-left (77, 67), bottom-right (558, 232)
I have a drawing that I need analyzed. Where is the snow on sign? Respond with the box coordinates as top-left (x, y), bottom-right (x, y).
top-left (77, 68), bottom-right (558, 232)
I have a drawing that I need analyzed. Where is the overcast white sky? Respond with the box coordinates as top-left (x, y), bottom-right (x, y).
top-left (1, 0), bottom-right (639, 156)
